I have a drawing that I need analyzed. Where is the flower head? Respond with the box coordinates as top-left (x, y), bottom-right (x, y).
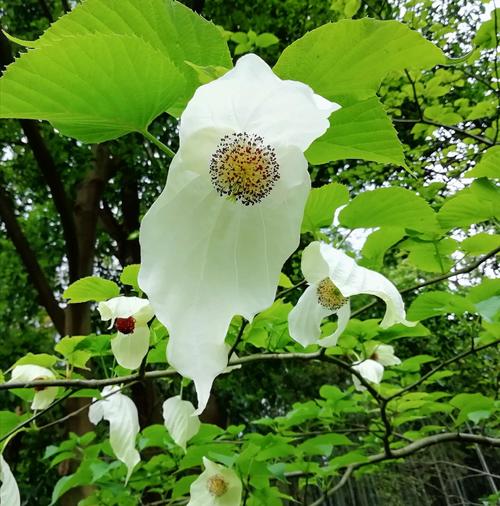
top-left (88, 386), bottom-right (140, 482)
top-left (139, 54), bottom-right (339, 413)
top-left (352, 344), bottom-right (401, 391)
top-left (0, 454), bottom-right (20, 506)
top-left (187, 457), bottom-right (242, 506)
top-left (97, 296), bottom-right (154, 370)
top-left (162, 395), bottom-right (201, 452)
top-left (288, 242), bottom-right (415, 348)
top-left (10, 364), bottom-right (57, 410)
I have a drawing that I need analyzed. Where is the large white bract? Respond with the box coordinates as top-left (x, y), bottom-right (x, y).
top-left (162, 395), bottom-right (201, 452)
top-left (139, 54), bottom-right (338, 413)
top-left (187, 457), bottom-right (242, 506)
top-left (352, 344), bottom-right (401, 391)
top-left (9, 364), bottom-right (58, 410)
top-left (0, 455), bottom-right (20, 506)
top-left (288, 241), bottom-right (415, 348)
top-left (88, 386), bottom-right (140, 482)
top-left (97, 296), bottom-right (154, 370)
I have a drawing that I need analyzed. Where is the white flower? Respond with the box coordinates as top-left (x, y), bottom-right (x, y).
top-left (139, 54), bottom-right (339, 414)
top-left (288, 242), bottom-right (415, 348)
top-left (162, 395), bottom-right (201, 452)
top-left (352, 344), bottom-right (401, 391)
top-left (10, 364), bottom-right (57, 410)
top-left (88, 386), bottom-right (140, 482)
top-left (0, 455), bottom-right (20, 506)
top-left (97, 296), bottom-right (154, 370)
top-left (187, 457), bottom-right (242, 506)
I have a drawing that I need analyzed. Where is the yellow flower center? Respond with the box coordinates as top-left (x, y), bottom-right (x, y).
top-left (209, 132), bottom-right (280, 206)
top-left (207, 474), bottom-right (228, 496)
top-left (317, 278), bottom-right (348, 310)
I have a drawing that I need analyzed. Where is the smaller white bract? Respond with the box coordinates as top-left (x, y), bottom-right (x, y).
top-left (97, 296), bottom-right (154, 370)
top-left (88, 385), bottom-right (140, 482)
top-left (288, 242), bottom-right (415, 348)
top-left (163, 395), bottom-right (201, 452)
top-left (352, 344), bottom-right (401, 391)
top-left (10, 364), bottom-right (57, 410)
top-left (0, 454), bottom-right (20, 506)
top-left (187, 457), bottom-right (242, 506)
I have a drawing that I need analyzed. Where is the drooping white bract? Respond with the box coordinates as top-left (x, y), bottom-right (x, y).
top-left (187, 457), bottom-right (242, 506)
top-left (0, 455), bottom-right (20, 506)
top-left (97, 296), bottom-right (154, 370)
top-left (139, 54), bottom-right (338, 414)
top-left (288, 242), bottom-right (415, 348)
top-left (88, 385), bottom-right (140, 482)
top-left (162, 395), bottom-right (201, 452)
top-left (10, 364), bottom-right (57, 410)
top-left (352, 344), bottom-right (401, 391)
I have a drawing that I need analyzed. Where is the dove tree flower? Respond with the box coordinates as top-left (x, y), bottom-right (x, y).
top-left (163, 395), bottom-right (201, 452)
top-left (0, 455), bottom-right (20, 506)
top-left (352, 344), bottom-right (401, 391)
top-left (139, 54), bottom-right (339, 413)
top-left (88, 385), bottom-right (140, 482)
top-left (187, 457), bottom-right (242, 506)
top-left (288, 242), bottom-right (415, 348)
top-left (97, 296), bottom-right (154, 370)
top-left (10, 365), bottom-right (57, 410)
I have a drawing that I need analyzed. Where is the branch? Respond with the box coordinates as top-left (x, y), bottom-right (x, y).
top-left (0, 181), bottom-right (66, 335)
top-left (352, 246), bottom-right (500, 319)
top-left (307, 432), bottom-right (500, 503)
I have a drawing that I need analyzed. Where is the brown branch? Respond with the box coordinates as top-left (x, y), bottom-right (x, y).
top-left (0, 182), bottom-right (65, 334)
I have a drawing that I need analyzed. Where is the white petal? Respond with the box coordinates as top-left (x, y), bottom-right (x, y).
top-left (10, 364), bottom-right (54, 383)
top-left (288, 284), bottom-right (333, 347)
top-left (88, 386), bottom-right (140, 482)
top-left (0, 455), bottom-right (20, 506)
top-left (111, 326), bottom-right (150, 370)
top-left (31, 387), bottom-right (58, 411)
top-left (301, 242), bottom-right (332, 284)
top-left (187, 457), bottom-right (243, 506)
top-left (374, 344), bottom-right (401, 366)
top-left (97, 296), bottom-right (153, 326)
top-left (312, 242), bottom-right (415, 328)
top-left (317, 301), bottom-right (351, 348)
top-left (139, 131), bottom-right (310, 413)
top-left (352, 359), bottom-right (384, 385)
top-left (162, 396), bottom-right (201, 452)
top-left (179, 54), bottom-right (337, 151)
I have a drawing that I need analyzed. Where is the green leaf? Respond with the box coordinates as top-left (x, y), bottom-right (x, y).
top-left (465, 146), bottom-right (500, 179)
top-left (397, 354), bottom-right (435, 372)
top-left (26, 0), bottom-right (231, 116)
top-left (0, 411), bottom-right (30, 440)
top-left (0, 34), bottom-right (185, 142)
top-left (14, 353), bottom-right (57, 368)
top-left (301, 183), bottom-right (349, 233)
top-left (298, 434), bottom-right (353, 456)
top-left (274, 19), bottom-right (447, 104)
top-left (461, 233), bottom-right (500, 255)
top-left (401, 237), bottom-right (458, 273)
top-left (437, 179), bottom-right (500, 229)
top-left (360, 227), bottom-right (406, 269)
top-left (306, 97), bottom-right (405, 166)
top-left (468, 278), bottom-right (500, 303)
top-left (450, 393), bottom-right (495, 426)
top-left (255, 33), bottom-right (279, 48)
top-left (55, 336), bottom-right (91, 369)
top-left (339, 187), bottom-right (439, 232)
top-left (407, 291), bottom-right (476, 320)
top-left (473, 8), bottom-right (500, 49)
top-left (120, 264), bottom-right (141, 292)
top-left (63, 276), bottom-right (120, 303)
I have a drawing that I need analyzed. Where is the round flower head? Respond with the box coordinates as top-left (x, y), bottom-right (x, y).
top-left (187, 457), bottom-right (242, 506)
top-left (88, 386), bottom-right (140, 483)
top-left (288, 241), bottom-right (415, 348)
top-left (163, 395), bottom-right (201, 452)
top-left (0, 455), bottom-right (21, 506)
top-left (97, 296), bottom-right (154, 370)
top-left (10, 364), bottom-right (57, 411)
top-left (139, 54), bottom-right (339, 414)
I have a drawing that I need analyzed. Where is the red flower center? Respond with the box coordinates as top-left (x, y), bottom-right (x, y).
top-left (115, 316), bottom-right (136, 334)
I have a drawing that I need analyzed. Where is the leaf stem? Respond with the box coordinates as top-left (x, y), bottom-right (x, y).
top-left (141, 130), bottom-right (176, 158)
